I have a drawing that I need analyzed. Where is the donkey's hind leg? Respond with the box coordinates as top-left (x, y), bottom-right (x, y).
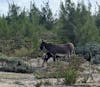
top-left (53, 55), bottom-right (56, 62)
top-left (65, 52), bottom-right (71, 62)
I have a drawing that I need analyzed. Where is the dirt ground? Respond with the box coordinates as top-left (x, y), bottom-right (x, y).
top-left (0, 58), bottom-right (100, 87)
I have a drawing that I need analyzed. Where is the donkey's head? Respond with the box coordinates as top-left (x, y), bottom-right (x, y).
top-left (40, 40), bottom-right (46, 50)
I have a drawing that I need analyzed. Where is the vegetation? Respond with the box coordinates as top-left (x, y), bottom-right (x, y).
top-left (0, 0), bottom-right (99, 85)
top-left (64, 68), bottom-right (77, 85)
top-left (43, 80), bottom-right (52, 86)
top-left (0, 53), bottom-right (33, 73)
top-left (0, 0), bottom-right (99, 74)
top-left (34, 55), bottom-right (84, 85)
top-left (35, 81), bottom-right (42, 87)
top-left (0, 0), bottom-right (99, 57)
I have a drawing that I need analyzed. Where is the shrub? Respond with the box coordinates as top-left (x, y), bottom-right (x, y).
top-left (44, 80), bottom-right (51, 86)
top-left (93, 54), bottom-right (100, 64)
top-left (34, 55), bottom-right (83, 79)
top-left (76, 43), bottom-right (100, 64)
top-left (35, 81), bottom-right (42, 87)
top-left (0, 55), bottom-right (33, 73)
top-left (68, 55), bottom-right (85, 70)
top-left (64, 68), bottom-right (78, 85)
top-left (14, 47), bottom-right (32, 57)
top-left (0, 63), bottom-right (33, 73)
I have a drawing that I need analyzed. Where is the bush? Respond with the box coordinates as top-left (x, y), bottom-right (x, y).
top-left (76, 43), bottom-right (100, 64)
top-left (0, 62), bottom-right (33, 73)
top-left (93, 54), bottom-right (100, 64)
top-left (35, 81), bottom-right (42, 87)
top-left (64, 68), bottom-right (78, 85)
top-left (34, 61), bottom-right (68, 79)
top-left (0, 54), bottom-right (33, 73)
top-left (34, 55), bottom-right (82, 79)
top-left (14, 47), bottom-right (32, 57)
top-left (68, 55), bottom-right (85, 70)
top-left (34, 55), bottom-right (83, 84)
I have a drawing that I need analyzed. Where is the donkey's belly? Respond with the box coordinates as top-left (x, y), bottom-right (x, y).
top-left (49, 46), bottom-right (69, 54)
top-left (55, 49), bottom-right (68, 54)
top-left (55, 53), bottom-right (66, 57)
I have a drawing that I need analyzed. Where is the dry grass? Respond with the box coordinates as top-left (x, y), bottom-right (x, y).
top-left (0, 72), bottom-right (34, 79)
top-left (34, 55), bottom-right (85, 79)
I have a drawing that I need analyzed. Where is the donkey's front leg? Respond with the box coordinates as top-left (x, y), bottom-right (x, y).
top-left (42, 54), bottom-right (49, 67)
top-left (67, 51), bottom-right (71, 58)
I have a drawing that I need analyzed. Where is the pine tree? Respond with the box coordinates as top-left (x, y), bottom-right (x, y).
top-left (40, 2), bottom-right (54, 30)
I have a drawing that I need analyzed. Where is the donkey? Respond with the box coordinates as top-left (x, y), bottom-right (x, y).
top-left (40, 41), bottom-right (75, 62)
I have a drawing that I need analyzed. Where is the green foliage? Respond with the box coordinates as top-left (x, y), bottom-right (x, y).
top-left (0, 1), bottom-right (100, 56)
top-left (68, 55), bottom-right (85, 70)
top-left (0, 54), bottom-right (33, 73)
top-left (64, 68), bottom-right (77, 85)
top-left (76, 16), bottom-right (99, 45)
top-left (76, 43), bottom-right (100, 64)
top-left (35, 81), bottom-right (42, 87)
top-left (14, 47), bottom-right (32, 57)
top-left (95, 5), bottom-right (100, 36)
top-left (40, 2), bottom-right (54, 30)
top-left (34, 55), bottom-right (84, 80)
top-left (43, 80), bottom-right (51, 86)
top-left (57, 0), bottom-right (100, 44)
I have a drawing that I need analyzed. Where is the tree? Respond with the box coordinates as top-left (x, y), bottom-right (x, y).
top-left (0, 17), bottom-right (9, 39)
top-left (95, 4), bottom-right (100, 36)
top-left (40, 2), bottom-right (54, 30)
top-left (29, 2), bottom-right (41, 25)
top-left (58, 0), bottom-right (76, 43)
top-left (57, 0), bottom-right (99, 45)
top-left (5, 3), bottom-right (21, 38)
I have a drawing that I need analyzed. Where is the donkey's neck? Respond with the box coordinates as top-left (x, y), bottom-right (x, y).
top-left (44, 43), bottom-right (53, 50)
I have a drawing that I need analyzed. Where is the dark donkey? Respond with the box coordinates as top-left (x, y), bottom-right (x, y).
top-left (40, 41), bottom-right (75, 63)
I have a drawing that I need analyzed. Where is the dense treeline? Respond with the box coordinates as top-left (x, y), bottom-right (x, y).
top-left (0, 0), bottom-right (100, 56)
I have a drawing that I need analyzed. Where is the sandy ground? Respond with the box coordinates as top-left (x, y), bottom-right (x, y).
top-left (0, 59), bottom-right (100, 87)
